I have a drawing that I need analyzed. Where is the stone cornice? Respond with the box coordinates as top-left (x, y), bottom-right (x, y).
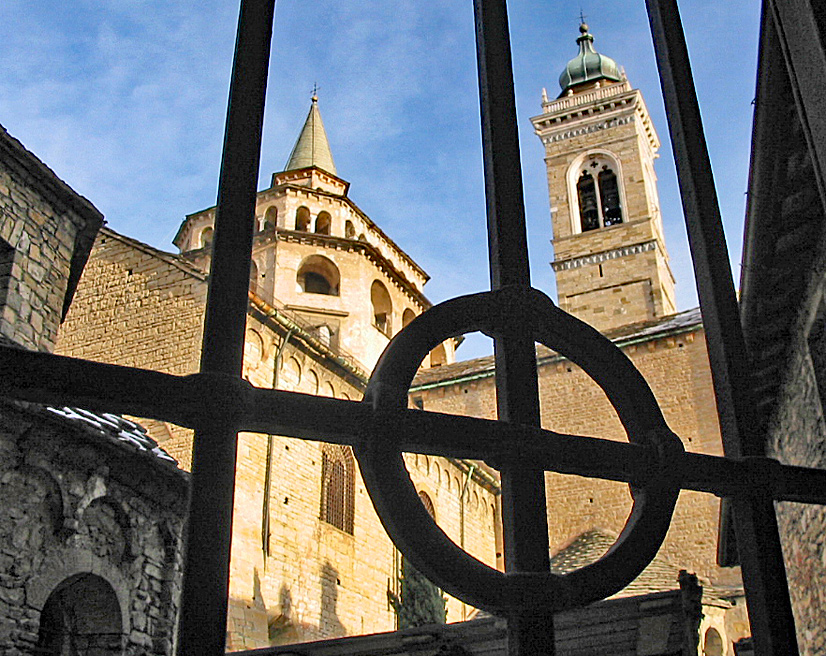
top-left (552, 239), bottom-right (658, 272)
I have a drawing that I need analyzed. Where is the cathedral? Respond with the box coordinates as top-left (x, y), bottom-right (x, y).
top-left (0, 20), bottom-right (758, 656)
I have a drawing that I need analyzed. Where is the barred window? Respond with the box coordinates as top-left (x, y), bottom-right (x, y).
top-left (320, 444), bottom-right (355, 534)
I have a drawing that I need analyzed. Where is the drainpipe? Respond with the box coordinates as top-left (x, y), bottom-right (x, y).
top-left (459, 463), bottom-right (477, 621)
top-left (262, 328), bottom-right (295, 560)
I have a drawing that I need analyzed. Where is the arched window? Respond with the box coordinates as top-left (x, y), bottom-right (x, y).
top-left (36, 573), bottom-right (123, 655)
top-left (418, 490), bottom-right (436, 520)
top-left (297, 255), bottom-right (340, 296)
top-left (250, 260), bottom-right (260, 294)
top-left (402, 308), bottom-right (416, 328)
top-left (263, 205), bottom-right (278, 231)
top-left (345, 220), bottom-right (356, 239)
top-left (295, 206), bottom-right (311, 231)
top-left (430, 343), bottom-right (447, 367)
top-left (703, 628), bottom-right (724, 656)
top-left (315, 211), bottom-right (332, 235)
top-left (200, 227), bottom-right (214, 249)
top-left (573, 156), bottom-right (624, 231)
top-left (320, 444), bottom-right (355, 534)
top-left (371, 280), bottom-right (393, 337)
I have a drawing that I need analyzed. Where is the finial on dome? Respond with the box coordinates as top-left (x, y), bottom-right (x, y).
top-left (558, 22), bottom-right (622, 95)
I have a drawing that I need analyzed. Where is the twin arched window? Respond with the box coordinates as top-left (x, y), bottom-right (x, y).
top-left (320, 444), bottom-right (355, 534)
top-left (575, 159), bottom-right (623, 232)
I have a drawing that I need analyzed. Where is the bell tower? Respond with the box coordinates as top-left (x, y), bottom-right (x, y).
top-left (531, 23), bottom-right (675, 332)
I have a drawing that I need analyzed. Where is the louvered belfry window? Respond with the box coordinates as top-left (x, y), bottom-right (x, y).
top-left (320, 444), bottom-right (355, 534)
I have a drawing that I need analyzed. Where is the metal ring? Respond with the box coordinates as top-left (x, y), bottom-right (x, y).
top-left (356, 287), bottom-right (682, 614)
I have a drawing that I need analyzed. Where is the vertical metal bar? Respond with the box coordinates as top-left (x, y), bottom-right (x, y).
top-left (472, 0), bottom-right (553, 653)
top-left (177, 1), bottom-right (275, 653)
top-left (644, 1), bottom-right (799, 654)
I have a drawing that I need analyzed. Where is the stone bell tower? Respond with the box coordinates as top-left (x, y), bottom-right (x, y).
top-left (531, 23), bottom-right (676, 332)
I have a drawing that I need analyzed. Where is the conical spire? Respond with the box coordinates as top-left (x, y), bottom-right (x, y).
top-left (284, 95), bottom-right (337, 175)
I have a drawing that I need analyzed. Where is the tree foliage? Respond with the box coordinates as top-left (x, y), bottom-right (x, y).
top-left (388, 557), bottom-right (446, 629)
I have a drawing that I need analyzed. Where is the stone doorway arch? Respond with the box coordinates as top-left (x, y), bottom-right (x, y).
top-left (35, 573), bottom-right (123, 655)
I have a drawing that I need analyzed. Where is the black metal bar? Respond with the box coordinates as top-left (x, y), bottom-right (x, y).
top-left (177, 0), bottom-right (275, 653)
top-left (6, 341), bottom-right (826, 509)
top-left (644, 1), bottom-right (799, 653)
top-left (472, 0), bottom-right (552, 653)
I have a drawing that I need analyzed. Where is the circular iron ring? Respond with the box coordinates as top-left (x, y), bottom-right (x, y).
top-left (356, 287), bottom-right (682, 615)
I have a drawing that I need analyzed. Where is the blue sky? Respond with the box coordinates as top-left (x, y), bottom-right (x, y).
top-left (0, 1), bottom-right (760, 360)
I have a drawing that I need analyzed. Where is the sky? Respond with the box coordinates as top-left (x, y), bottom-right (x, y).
top-left (0, 1), bottom-right (761, 360)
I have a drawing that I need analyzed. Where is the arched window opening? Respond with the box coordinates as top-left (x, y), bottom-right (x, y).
top-left (345, 220), bottom-right (356, 239)
top-left (295, 206), bottom-right (311, 231)
top-left (575, 157), bottom-right (624, 232)
top-left (307, 369), bottom-right (320, 396)
top-left (703, 628), bottom-right (724, 656)
top-left (598, 167), bottom-right (623, 226)
top-left (80, 497), bottom-right (130, 562)
top-left (371, 280), bottom-right (393, 337)
top-left (36, 573), bottom-right (123, 655)
top-left (430, 343), bottom-right (447, 367)
top-left (358, 233), bottom-right (367, 242)
top-left (315, 211), bottom-right (332, 235)
top-left (320, 444), bottom-right (355, 534)
top-left (402, 308), bottom-right (416, 328)
top-left (418, 491), bottom-right (436, 521)
top-left (577, 172), bottom-right (600, 232)
top-left (250, 260), bottom-right (260, 294)
top-left (200, 227), bottom-right (214, 249)
top-left (263, 205), bottom-right (278, 231)
top-left (297, 255), bottom-right (340, 296)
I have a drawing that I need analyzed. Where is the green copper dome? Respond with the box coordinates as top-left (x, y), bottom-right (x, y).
top-left (559, 24), bottom-right (622, 94)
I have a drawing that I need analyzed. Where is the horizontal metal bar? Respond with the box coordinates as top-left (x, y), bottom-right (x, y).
top-left (3, 344), bottom-right (826, 505)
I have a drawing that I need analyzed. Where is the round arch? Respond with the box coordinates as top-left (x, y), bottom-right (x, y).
top-left (371, 280), bottom-right (393, 337)
top-left (263, 205), bottom-right (278, 231)
top-left (315, 211), bottom-right (332, 235)
top-left (295, 206), bottom-right (311, 231)
top-left (402, 308), bottom-right (416, 328)
top-left (297, 255), bottom-right (340, 296)
top-left (36, 573), bottom-right (123, 655)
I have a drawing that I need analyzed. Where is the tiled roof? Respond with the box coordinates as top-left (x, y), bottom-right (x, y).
top-left (44, 405), bottom-right (181, 471)
top-left (412, 307), bottom-right (703, 389)
top-left (1, 333), bottom-right (181, 473)
top-left (550, 528), bottom-right (741, 603)
top-left (551, 528), bottom-right (682, 599)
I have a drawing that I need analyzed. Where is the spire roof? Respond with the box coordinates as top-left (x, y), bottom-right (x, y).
top-left (558, 23), bottom-right (622, 94)
top-left (284, 95), bottom-right (337, 176)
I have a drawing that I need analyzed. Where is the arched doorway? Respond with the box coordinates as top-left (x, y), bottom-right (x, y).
top-left (36, 573), bottom-right (123, 655)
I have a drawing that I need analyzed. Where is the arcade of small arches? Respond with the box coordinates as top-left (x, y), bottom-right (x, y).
top-left (569, 153), bottom-right (624, 233)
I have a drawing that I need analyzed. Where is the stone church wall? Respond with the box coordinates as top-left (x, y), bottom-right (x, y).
top-left (765, 269), bottom-right (826, 655)
top-left (0, 400), bottom-right (187, 655)
top-left (0, 145), bottom-right (96, 353)
top-left (56, 229), bottom-right (498, 650)
top-left (413, 323), bottom-right (738, 587)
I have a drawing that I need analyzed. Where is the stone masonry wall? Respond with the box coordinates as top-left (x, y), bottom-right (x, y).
top-left (0, 400), bottom-right (187, 655)
top-left (0, 163), bottom-right (86, 352)
top-left (766, 271), bottom-right (826, 656)
top-left (414, 326), bottom-right (739, 587)
top-left (56, 230), bottom-right (498, 650)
